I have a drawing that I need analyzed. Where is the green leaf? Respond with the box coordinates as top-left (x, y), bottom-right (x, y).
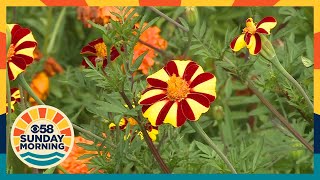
top-left (130, 51), bottom-right (148, 72)
top-left (43, 166), bottom-right (56, 174)
top-left (252, 138), bottom-right (264, 172)
top-left (6, 25), bottom-right (11, 52)
top-left (195, 141), bottom-right (212, 156)
top-left (88, 20), bottom-right (107, 34)
top-left (77, 143), bottom-right (97, 151)
top-left (199, 22), bottom-right (206, 38)
top-left (78, 153), bottom-right (97, 160)
top-left (142, 17), bottom-right (160, 32)
top-left (178, 17), bottom-right (190, 31)
top-left (95, 100), bottom-right (127, 114)
top-left (301, 56), bottom-right (313, 68)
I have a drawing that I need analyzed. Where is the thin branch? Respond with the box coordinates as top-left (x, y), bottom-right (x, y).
top-left (148, 7), bottom-right (189, 32)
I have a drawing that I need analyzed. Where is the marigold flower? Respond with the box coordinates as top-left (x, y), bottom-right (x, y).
top-left (44, 57), bottom-right (64, 77)
top-left (80, 38), bottom-right (121, 68)
top-left (77, 7), bottom-right (137, 28)
top-left (230, 17), bottom-right (277, 55)
top-left (59, 136), bottom-right (97, 174)
top-left (7, 24), bottom-right (37, 80)
top-left (29, 72), bottom-right (49, 106)
top-left (6, 88), bottom-right (20, 114)
top-left (133, 24), bottom-right (168, 74)
top-left (139, 60), bottom-right (216, 127)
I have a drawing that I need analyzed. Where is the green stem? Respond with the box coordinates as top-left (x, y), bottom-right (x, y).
top-left (270, 57), bottom-right (313, 109)
top-left (17, 74), bottom-right (45, 105)
top-left (148, 7), bottom-right (189, 32)
top-left (57, 165), bottom-right (70, 174)
top-left (17, 74), bottom-right (116, 149)
top-left (6, 69), bottom-right (12, 170)
top-left (46, 7), bottom-right (66, 55)
top-left (119, 91), bottom-right (171, 174)
top-left (188, 121), bottom-right (237, 174)
top-left (183, 29), bottom-right (193, 59)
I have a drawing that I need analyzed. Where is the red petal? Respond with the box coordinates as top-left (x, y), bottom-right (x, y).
top-left (164, 60), bottom-right (179, 76)
top-left (189, 72), bottom-right (214, 88)
top-left (183, 62), bottom-right (198, 82)
top-left (155, 101), bottom-right (174, 125)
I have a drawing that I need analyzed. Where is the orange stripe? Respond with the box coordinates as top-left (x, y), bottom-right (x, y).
top-left (315, 32), bottom-right (320, 69)
top-left (21, 113), bottom-right (32, 123)
top-left (13, 128), bottom-right (24, 136)
top-left (139, 0), bottom-right (181, 6)
top-left (16, 146), bottom-right (20, 152)
top-left (53, 113), bottom-right (64, 124)
top-left (60, 128), bottom-right (71, 136)
top-left (64, 146), bottom-right (69, 152)
top-left (38, 108), bottom-right (47, 118)
top-left (232, 0), bottom-right (280, 6)
top-left (0, 33), bottom-right (5, 69)
top-left (40, 0), bottom-right (87, 6)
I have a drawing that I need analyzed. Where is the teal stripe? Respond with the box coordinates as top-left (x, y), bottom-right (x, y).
top-left (20, 152), bottom-right (64, 159)
top-left (24, 157), bottom-right (61, 166)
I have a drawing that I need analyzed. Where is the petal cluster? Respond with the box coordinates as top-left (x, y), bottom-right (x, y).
top-left (80, 38), bottom-right (121, 68)
top-left (7, 24), bottom-right (37, 80)
top-left (230, 17), bottom-right (277, 55)
top-left (139, 60), bottom-right (216, 127)
top-left (133, 23), bottom-right (168, 74)
top-left (6, 88), bottom-right (20, 114)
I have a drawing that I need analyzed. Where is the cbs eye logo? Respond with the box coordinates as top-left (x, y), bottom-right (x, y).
top-left (11, 105), bottom-right (74, 169)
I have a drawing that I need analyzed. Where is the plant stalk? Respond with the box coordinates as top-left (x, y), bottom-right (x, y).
top-left (270, 57), bottom-right (313, 109)
top-left (188, 121), bottom-right (237, 174)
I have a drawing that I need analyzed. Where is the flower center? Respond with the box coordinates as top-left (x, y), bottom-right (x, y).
top-left (166, 74), bottom-right (189, 101)
top-left (94, 42), bottom-right (107, 58)
top-left (243, 18), bottom-right (256, 34)
top-left (6, 44), bottom-right (15, 61)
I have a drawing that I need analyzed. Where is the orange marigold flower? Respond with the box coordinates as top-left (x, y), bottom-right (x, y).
top-left (6, 88), bottom-right (20, 114)
top-left (230, 17), bottom-right (277, 55)
top-left (29, 72), bottom-right (49, 106)
top-left (77, 7), bottom-right (137, 28)
top-left (44, 57), bottom-right (64, 77)
top-left (7, 24), bottom-right (37, 80)
top-left (59, 136), bottom-right (97, 174)
top-left (139, 60), bottom-right (216, 127)
top-left (133, 24), bottom-right (168, 74)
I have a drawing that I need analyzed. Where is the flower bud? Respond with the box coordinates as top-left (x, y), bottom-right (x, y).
top-left (185, 7), bottom-right (199, 28)
top-left (259, 34), bottom-right (276, 61)
top-left (213, 105), bottom-right (224, 121)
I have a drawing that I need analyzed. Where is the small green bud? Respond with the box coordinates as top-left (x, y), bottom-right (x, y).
top-left (213, 105), bottom-right (224, 121)
top-left (185, 7), bottom-right (199, 28)
top-left (259, 34), bottom-right (276, 61)
top-left (290, 142), bottom-right (304, 160)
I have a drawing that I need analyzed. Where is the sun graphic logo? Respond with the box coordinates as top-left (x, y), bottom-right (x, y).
top-left (11, 105), bottom-right (74, 169)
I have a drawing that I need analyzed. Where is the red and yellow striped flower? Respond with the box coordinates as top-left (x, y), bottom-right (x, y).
top-left (80, 38), bottom-right (121, 68)
top-left (7, 24), bottom-right (37, 80)
top-left (139, 60), bottom-right (216, 127)
top-left (230, 17), bottom-right (277, 55)
top-left (6, 88), bottom-right (21, 114)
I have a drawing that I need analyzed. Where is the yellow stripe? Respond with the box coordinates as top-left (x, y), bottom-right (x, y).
top-left (29, 109), bottom-right (39, 121)
top-left (275, 0), bottom-right (315, 6)
top-left (139, 89), bottom-right (165, 104)
top-left (257, 22), bottom-right (277, 34)
top-left (192, 77), bottom-right (217, 97)
top-left (190, 65), bottom-right (204, 82)
top-left (315, 5), bottom-right (320, 33)
top-left (46, 108), bottom-right (56, 121)
top-left (147, 68), bottom-right (169, 82)
top-left (16, 119), bottom-right (28, 130)
top-left (5, 0), bottom-right (45, 6)
top-left (0, 5), bottom-right (6, 33)
top-left (163, 102), bottom-right (178, 127)
top-left (247, 35), bottom-right (257, 55)
top-left (15, 47), bottom-right (36, 58)
top-left (13, 137), bottom-right (20, 146)
top-left (57, 119), bottom-right (69, 130)
top-left (9, 62), bottom-right (24, 80)
top-left (186, 98), bottom-right (209, 120)
top-left (232, 34), bottom-right (246, 52)
top-left (173, 60), bottom-right (191, 77)
top-left (181, 0), bottom-right (234, 6)
top-left (0, 70), bottom-right (5, 114)
top-left (315, 70), bottom-right (320, 114)
top-left (63, 137), bottom-right (72, 147)
top-left (143, 100), bottom-right (168, 126)
top-left (15, 32), bottom-right (36, 47)
top-left (86, 0), bottom-right (139, 6)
